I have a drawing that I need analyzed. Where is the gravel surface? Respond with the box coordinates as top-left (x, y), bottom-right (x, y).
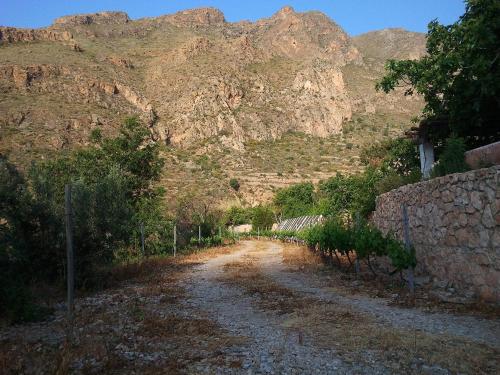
top-left (184, 241), bottom-right (377, 374)
top-left (259, 241), bottom-right (500, 348)
top-left (2, 240), bottom-right (498, 374)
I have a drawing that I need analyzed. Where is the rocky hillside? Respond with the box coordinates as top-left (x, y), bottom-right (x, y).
top-left (0, 7), bottom-right (426, 206)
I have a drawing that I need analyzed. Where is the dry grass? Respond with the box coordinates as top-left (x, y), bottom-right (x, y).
top-left (282, 244), bottom-right (500, 318)
top-left (219, 243), bottom-right (499, 374)
top-left (0, 243), bottom-right (246, 375)
top-left (284, 303), bottom-right (499, 374)
top-left (219, 256), bottom-right (316, 314)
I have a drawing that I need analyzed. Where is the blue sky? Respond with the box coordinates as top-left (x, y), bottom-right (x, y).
top-left (1, 0), bottom-right (466, 36)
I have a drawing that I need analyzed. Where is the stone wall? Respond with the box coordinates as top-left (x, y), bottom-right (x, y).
top-left (373, 166), bottom-right (499, 303)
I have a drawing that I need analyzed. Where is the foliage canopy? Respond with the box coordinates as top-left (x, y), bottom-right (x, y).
top-left (377, 0), bottom-right (500, 147)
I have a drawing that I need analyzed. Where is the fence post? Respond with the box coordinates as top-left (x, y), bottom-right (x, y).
top-left (354, 212), bottom-right (361, 275)
top-left (219, 226), bottom-right (221, 238)
top-left (402, 204), bottom-right (415, 295)
top-left (257, 227), bottom-right (260, 240)
top-left (140, 222), bottom-right (145, 257)
top-left (173, 224), bottom-right (177, 257)
top-left (65, 184), bottom-right (74, 321)
top-left (198, 225), bottom-right (201, 244)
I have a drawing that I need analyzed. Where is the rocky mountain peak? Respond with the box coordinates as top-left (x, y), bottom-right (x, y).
top-left (52, 11), bottom-right (130, 26)
top-left (163, 7), bottom-right (226, 27)
top-left (273, 6), bottom-right (296, 19)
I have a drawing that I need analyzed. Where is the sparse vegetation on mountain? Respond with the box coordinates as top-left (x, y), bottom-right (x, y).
top-left (0, 6), bottom-right (426, 205)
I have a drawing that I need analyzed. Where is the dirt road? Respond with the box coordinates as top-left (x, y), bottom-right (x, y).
top-left (1, 240), bottom-right (499, 374)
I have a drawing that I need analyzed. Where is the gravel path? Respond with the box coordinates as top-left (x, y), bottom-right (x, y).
top-left (183, 240), bottom-right (500, 374)
top-left (184, 241), bottom-right (374, 374)
top-left (259, 241), bottom-right (500, 348)
top-left (2, 240), bottom-right (498, 374)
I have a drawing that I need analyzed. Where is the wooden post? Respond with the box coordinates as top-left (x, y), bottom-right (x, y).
top-left (257, 227), bottom-right (260, 240)
top-left (198, 225), bottom-right (201, 244)
top-left (354, 212), bottom-right (361, 275)
top-left (219, 226), bottom-right (222, 238)
top-left (402, 204), bottom-right (415, 295)
top-left (140, 222), bottom-right (145, 257)
top-left (65, 185), bottom-right (74, 320)
top-left (173, 224), bottom-right (177, 257)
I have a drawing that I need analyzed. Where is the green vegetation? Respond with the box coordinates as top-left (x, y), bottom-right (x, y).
top-left (223, 206), bottom-right (252, 226)
top-left (251, 205), bottom-right (275, 230)
top-left (262, 138), bottom-right (421, 221)
top-left (274, 182), bottom-right (315, 219)
top-left (229, 178), bottom-right (240, 191)
top-left (377, 0), bottom-right (500, 148)
top-left (0, 118), bottom-right (231, 324)
top-left (431, 137), bottom-right (470, 177)
top-left (302, 220), bottom-right (416, 272)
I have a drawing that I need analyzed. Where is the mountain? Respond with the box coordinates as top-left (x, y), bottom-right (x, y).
top-left (0, 7), bottom-right (426, 207)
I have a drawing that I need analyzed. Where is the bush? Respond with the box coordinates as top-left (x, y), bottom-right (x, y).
top-left (224, 206), bottom-right (252, 226)
top-left (302, 220), bottom-right (416, 271)
top-left (375, 169), bottom-right (421, 195)
top-left (251, 205), bottom-right (275, 230)
top-left (229, 178), bottom-right (240, 191)
top-left (273, 182), bottom-right (315, 219)
top-left (432, 137), bottom-right (469, 177)
top-left (1, 118), bottom-right (169, 321)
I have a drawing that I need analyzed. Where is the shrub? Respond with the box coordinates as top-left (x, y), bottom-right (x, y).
top-left (229, 178), bottom-right (240, 191)
top-left (273, 182), bottom-right (315, 219)
top-left (251, 205), bottom-right (275, 230)
top-left (375, 169), bottom-right (421, 195)
top-left (224, 206), bottom-right (252, 226)
top-left (301, 220), bottom-right (416, 271)
top-left (432, 137), bottom-right (469, 177)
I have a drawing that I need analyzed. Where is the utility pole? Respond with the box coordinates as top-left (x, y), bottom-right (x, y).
top-left (65, 184), bottom-right (74, 321)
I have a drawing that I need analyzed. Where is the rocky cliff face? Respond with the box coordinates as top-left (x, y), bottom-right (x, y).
top-left (0, 6), bottom-right (426, 203)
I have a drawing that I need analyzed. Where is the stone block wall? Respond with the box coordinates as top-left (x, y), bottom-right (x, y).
top-left (373, 166), bottom-right (499, 303)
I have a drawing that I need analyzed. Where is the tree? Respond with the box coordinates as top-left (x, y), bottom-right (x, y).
top-left (224, 206), bottom-right (252, 226)
top-left (25, 117), bottom-right (166, 285)
top-left (377, 0), bottom-right (500, 148)
top-left (273, 182), bottom-right (315, 219)
top-left (251, 205), bottom-right (274, 230)
top-left (360, 138), bottom-right (420, 176)
top-left (431, 137), bottom-right (469, 177)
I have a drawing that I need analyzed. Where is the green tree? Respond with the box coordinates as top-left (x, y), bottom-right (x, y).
top-left (377, 0), bottom-right (500, 147)
top-left (224, 206), bottom-right (252, 226)
top-left (360, 138), bottom-right (420, 176)
top-left (360, 138), bottom-right (421, 194)
top-left (0, 155), bottom-right (38, 322)
top-left (432, 137), bottom-right (469, 177)
top-left (273, 182), bottom-right (315, 219)
top-left (25, 117), bottom-right (166, 285)
top-left (251, 205), bottom-right (275, 230)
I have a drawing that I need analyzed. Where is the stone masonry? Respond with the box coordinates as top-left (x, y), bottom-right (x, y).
top-left (373, 166), bottom-right (499, 304)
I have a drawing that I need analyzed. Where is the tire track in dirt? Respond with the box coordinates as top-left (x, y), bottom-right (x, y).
top-left (183, 239), bottom-right (500, 374)
top-left (183, 240), bottom-right (374, 374)
top-left (257, 241), bottom-right (500, 348)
